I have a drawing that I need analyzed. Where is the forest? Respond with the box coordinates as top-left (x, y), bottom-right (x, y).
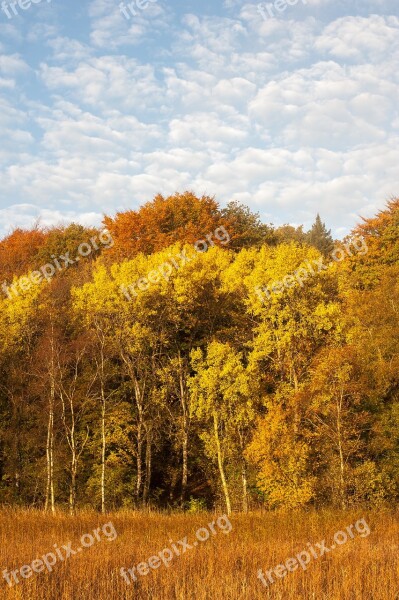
top-left (0, 191), bottom-right (398, 515)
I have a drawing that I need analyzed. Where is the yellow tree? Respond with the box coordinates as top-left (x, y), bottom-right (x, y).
top-left (0, 279), bottom-right (43, 504)
top-left (306, 347), bottom-right (370, 508)
top-left (245, 390), bottom-right (315, 508)
top-left (189, 341), bottom-right (254, 514)
top-left (73, 245), bottom-right (190, 506)
top-left (151, 242), bottom-right (235, 505)
top-left (240, 242), bottom-right (343, 507)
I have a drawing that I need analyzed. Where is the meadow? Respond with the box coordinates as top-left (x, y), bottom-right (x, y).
top-left (0, 508), bottom-right (397, 599)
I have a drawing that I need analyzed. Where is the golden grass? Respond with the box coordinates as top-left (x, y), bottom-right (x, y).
top-left (0, 508), bottom-right (397, 599)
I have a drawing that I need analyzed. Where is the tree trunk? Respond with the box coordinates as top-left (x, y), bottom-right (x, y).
top-left (45, 327), bottom-right (56, 513)
top-left (179, 362), bottom-right (189, 505)
top-left (337, 386), bottom-right (346, 510)
top-left (171, 354), bottom-right (190, 506)
top-left (143, 428), bottom-right (152, 505)
top-left (69, 415), bottom-right (77, 515)
top-left (101, 397), bottom-right (106, 514)
top-left (241, 457), bottom-right (248, 513)
top-left (181, 426), bottom-right (188, 505)
top-left (135, 410), bottom-right (144, 505)
top-left (132, 376), bottom-right (146, 506)
top-left (95, 326), bottom-right (107, 514)
top-left (70, 453), bottom-right (77, 515)
top-left (45, 405), bottom-right (55, 513)
top-left (213, 411), bottom-right (231, 515)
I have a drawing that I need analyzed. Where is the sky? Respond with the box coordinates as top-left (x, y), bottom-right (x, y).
top-left (0, 0), bottom-right (398, 239)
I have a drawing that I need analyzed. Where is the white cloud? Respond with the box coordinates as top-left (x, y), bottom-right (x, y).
top-left (89, 0), bottom-right (168, 49)
top-left (0, 5), bottom-right (398, 238)
top-left (314, 15), bottom-right (399, 61)
top-left (0, 54), bottom-right (29, 75)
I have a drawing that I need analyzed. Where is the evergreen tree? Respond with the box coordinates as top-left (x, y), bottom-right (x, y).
top-left (306, 214), bottom-right (334, 256)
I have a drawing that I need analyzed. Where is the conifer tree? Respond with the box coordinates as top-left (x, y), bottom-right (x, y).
top-left (306, 214), bottom-right (334, 256)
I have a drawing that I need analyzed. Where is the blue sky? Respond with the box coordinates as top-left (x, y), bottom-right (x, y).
top-left (0, 0), bottom-right (398, 238)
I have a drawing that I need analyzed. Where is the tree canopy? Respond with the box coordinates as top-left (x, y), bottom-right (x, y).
top-left (0, 193), bottom-right (397, 513)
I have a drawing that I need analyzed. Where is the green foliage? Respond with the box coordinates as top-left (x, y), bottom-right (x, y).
top-left (306, 214), bottom-right (334, 256)
top-left (221, 201), bottom-right (275, 250)
top-left (186, 496), bottom-right (207, 513)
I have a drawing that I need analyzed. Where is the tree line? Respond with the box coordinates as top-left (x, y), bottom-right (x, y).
top-left (0, 191), bottom-right (398, 514)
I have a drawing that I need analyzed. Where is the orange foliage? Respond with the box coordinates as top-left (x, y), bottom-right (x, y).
top-left (0, 227), bottom-right (47, 281)
top-left (343, 197), bottom-right (399, 288)
top-left (103, 191), bottom-right (225, 261)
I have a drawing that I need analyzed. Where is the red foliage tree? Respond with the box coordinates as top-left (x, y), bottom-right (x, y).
top-left (103, 191), bottom-right (225, 261)
top-left (0, 227), bottom-right (47, 282)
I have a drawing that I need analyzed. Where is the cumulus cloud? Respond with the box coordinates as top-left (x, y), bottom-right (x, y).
top-left (0, 1), bottom-right (398, 238)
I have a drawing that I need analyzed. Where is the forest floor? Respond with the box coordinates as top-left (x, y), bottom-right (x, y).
top-left (0, 508), bottom-right (397, 599)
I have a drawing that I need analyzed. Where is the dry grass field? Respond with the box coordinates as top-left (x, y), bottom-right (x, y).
top-left (0, 508), bottom-right (397, 600)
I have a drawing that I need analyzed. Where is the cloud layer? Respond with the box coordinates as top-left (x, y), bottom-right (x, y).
top-left (0, 0), bottom-right (398, 237)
